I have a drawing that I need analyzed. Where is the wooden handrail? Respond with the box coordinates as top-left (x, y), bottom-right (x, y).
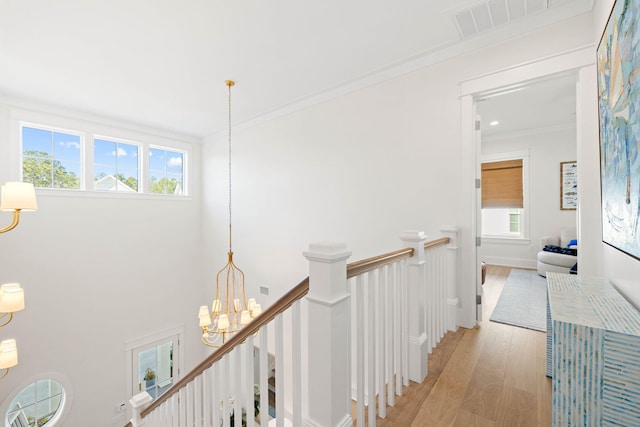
top-left (347, 248), bottom-right (414, 278)
top-left (346, 237), bottom-right (450, 279)
top-left (141, 277), bottom-right (310, 418)
top-left (425, 237), bottom-right (450, 250)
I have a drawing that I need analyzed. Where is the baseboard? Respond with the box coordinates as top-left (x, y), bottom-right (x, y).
top-left (481, 256), bottom-right (536, 270)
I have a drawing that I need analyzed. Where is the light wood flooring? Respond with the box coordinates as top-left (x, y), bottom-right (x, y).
top-left (360, 264), bottom-right (552, 426)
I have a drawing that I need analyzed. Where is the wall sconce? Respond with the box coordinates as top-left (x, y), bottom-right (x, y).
top-left (0, 339), bottom-right (18, 379)
top-left (1, 182), bottom-right (38, 234)
top-left (0, 283), bottom-right (25, 327)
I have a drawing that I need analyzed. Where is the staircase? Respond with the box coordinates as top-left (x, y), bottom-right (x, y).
top-left (127, 227), bottom-right (460, 427)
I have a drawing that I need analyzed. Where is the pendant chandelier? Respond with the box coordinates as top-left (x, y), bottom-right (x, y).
top-left (198, 80), bottom-right (261, 348)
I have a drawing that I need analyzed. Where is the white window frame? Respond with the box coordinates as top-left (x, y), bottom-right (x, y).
top-left (125, 327), bottom-right (184, 402)
top-left (0, 372), bottom-right (73, 427)
top-left (147, 145), bottom-right (188, 196)
top-left (9, 107), bottom-right (192, 199)
top-left (480, 150), bottom-right (530, 242)
top-left (19, 122), bottom-right (86, 191)
top-left (93, 135), bottom-right (142, 193)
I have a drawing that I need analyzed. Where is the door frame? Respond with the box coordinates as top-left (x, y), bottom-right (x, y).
top-left (458, 45), bottom-right (594, 326)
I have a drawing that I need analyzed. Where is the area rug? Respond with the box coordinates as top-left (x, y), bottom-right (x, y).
top-left (489, 268), bottom-right (547, 332)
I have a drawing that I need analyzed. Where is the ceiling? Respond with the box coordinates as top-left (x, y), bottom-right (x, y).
top-left (0, 0), bottom-right (593, 140)
top-left (478, 73), bottom-right (578, 138)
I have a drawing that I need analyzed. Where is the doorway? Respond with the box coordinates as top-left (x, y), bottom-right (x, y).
top-left (458, 46), bottom-right (594, 326)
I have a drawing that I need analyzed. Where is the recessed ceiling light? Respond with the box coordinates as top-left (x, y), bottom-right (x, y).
top-left (489, 120), bottom-right (499, 126)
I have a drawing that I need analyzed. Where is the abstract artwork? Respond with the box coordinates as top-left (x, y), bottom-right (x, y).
top-left (597, 0), bottom-right (640, 260)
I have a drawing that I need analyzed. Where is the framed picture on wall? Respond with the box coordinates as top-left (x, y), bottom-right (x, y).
top-left (597, 0), bottom-right (640, 260)
top-left (560, 161), bottom-right (577, 210)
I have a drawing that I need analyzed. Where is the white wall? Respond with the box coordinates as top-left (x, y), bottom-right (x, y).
top-left (202, 13), bottom-right (595, 327)
top-left (480, 128), bottom-right (577, 268)
top-left (589, 0), bottom-right (640, 308)
top-left (0, 103), bottom-right (205, 426)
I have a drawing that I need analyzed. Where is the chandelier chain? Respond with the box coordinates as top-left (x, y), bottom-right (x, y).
top-left (228, 81), bottom-right (233, 253)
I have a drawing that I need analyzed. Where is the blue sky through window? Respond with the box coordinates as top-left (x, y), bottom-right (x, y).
top-left (22, 126), bottom-right (81, 187)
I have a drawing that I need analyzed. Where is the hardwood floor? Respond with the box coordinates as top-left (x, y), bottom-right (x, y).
top-left (370, 265), bottom-right (552, 426)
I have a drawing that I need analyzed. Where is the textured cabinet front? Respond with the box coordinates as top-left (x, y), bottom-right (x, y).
top-left (546, 273), bottom-right (640, 426)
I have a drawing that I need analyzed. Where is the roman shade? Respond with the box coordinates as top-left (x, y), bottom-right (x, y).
top-left (481, 159), bottom-right (523, 208)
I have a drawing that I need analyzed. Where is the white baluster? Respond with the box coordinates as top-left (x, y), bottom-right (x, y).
top-left (275, 313), bottom-right (284, 427)
top-left (233, 346), bottom-right (242, 427)
top-left (386, 264), bottom-right (395, 406)
top-left (367, 271), bottom-right (376, 427)
top-left (401, 258), bottom-right (409, 388)
top-left (395, 261), bottom-right (404, 395)
top-left (377, 268), bottom-right (386, 418)
top-left (212, 362), bottom-right (219, 427)
top-left (221, 356), bottom-right (230, 427)
top-left (292, 300), bottom-right (302, 426)
top-left (356, 274), bottom-right (365, 427)
top-left (259, 324), bottom-right (269, 427)
top-left (194, 375), bottom-right (202, 426)
top-left (246, 335), bottom-right (255, 427)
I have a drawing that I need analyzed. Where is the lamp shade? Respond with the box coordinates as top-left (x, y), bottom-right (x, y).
top-left (251, 304), bottom-right (262, 318)
top-left (217, 314), bottom-right (229, 330)
top-left (0, 182), bottom-right (38, 211)
top-left (240, 310), bottom-right (251, 325)
top-left (0, 283), bottom-right (25, 313)
top-left (198, 305), bottom-right (209, 318)
top-left (0, 339), bottom-right (18, 369)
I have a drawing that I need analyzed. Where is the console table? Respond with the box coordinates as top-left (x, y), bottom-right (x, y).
top-left (546, 272), bottom-right (640, 426)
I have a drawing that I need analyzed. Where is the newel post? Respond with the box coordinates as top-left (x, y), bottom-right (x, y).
top-left (440, 225), bottom-right (459, 331)
top-left (304, 242), bottom-right (353, 427)
top-left (128, 391), bottom-right (152, 427)
top-left (400, 230), bottom-right (429, 383)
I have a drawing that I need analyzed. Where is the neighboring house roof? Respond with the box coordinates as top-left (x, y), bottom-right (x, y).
top-left (94, 175), bottom-right (137, 192)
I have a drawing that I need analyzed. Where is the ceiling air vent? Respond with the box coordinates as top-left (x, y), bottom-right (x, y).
top-left (454, 0), bottom-right (549, 38)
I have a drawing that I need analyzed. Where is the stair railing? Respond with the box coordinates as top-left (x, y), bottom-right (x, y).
top-left (128, 227), bottom-right (459, 427)
top-left (346, 230), bottom-right (458, 427)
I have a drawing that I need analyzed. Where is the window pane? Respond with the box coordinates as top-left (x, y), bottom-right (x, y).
top-left (118, 168), bottom-right (139, 192)
top-left (118, 143), bottom-right (139, 169)
top-left (22, 125), bottom-right (82, 189)
top-left (53, 132), bottom-right (80, 162)
top-left (22, 127), bottom-right (52, 157)
top-left (149, 148), bottom-right (166, 171)
top-left (94, 139), bottom-right (139, 192)
top-left (6, 380), bottom-right (64, 427)
top-left (12, 383), bottom-right (36, 407)
top-left (53, 160), bottom-right (81, 189)
top-left (149, 148), bottom-right (185, 195)
top-left (482, 208), bottom-right (522, 236)
top-left (166, 152), bottom-right (183, 174)
top-left (94, 139), bottom-right (116, 167)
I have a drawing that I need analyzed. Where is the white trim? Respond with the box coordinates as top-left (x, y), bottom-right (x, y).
top-left (124, 326), bottom-right (184, 405)
top-left (460, 45), bottom-right (595, 96)
top-left (460, 46), bottom-right (595, 329)
top-left (482, 122), bottom-right (576, 142)
top-left (480, 256), bottom-right (537, 270)
top-left (482, 236), bottom-right (531, 245)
